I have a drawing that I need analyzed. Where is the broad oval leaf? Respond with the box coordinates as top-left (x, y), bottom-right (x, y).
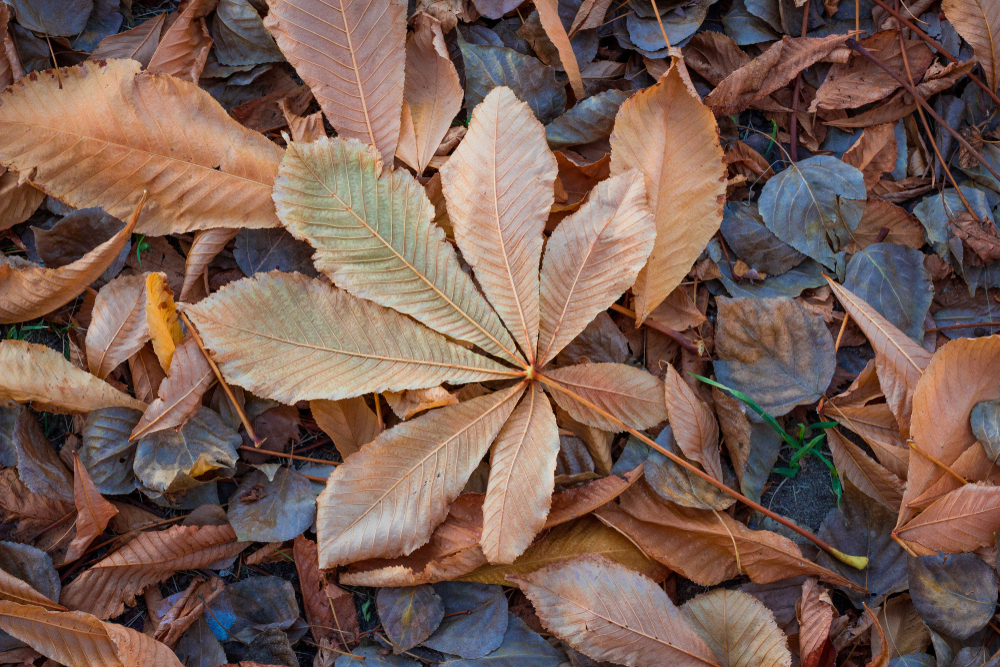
top-left (441, 86), bottom-right (557, 365)
top-left (714, 297), bottom-right (836, 417)
top-left (482, 382), bottom-right (560, 564)
top-left (542, 363), bottom-right (667, 431)
top-left (610, 61), bottom-right (726, 323)
top-left (273, 137), bottom-right (522, 366)
top-left (536, 169), bottom-right (655, 366)
top-left (682, 589), bottom-right (792, 667)
top-left (0, 542), bottom-right (61, 610)
top-left (86, 274), bottom-right (150, 379)
top-left (0, 60), bottom-right (283, 235)
top-left (212, 0), bottom-right (283, 66)
top-left (908, 552), bottom-right (997, 640)
top-left (720, 201), bottom-right (806, 277)
top-left (130, 335), bottom-right (214, 440)
top-left (228, 467), bottom-right (316, 543)
top-left (758, 156), bottom-right (866, 272)
top-left (546, 89), bottom-right (632, 150)
top-left (896, 482), bottom-right (1000, 554)
top-left (942, 0), bottom-right (1000, 90)
top-left (264, 0), bottom-right (406, 165)
top-left (377, 585), bottom-right (444, 652)
top-left (185, 272), bottom-right (519, 404)
top-left (79, 407), bottom-right (143, 495)
top-left (843, 243), bottom-right (933, 343)
top-left (424, 582), bottom-right (508, 658)
top-left (0, 341), bottom-right (145, 413)
top-left (317, 384), bottom-right (525, 568)
top-left (512, 555), bottom-right (721, 667)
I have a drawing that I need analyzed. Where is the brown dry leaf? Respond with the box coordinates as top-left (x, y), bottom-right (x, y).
top-left (265, 0), bottom-right (407, 166)
top-left (317, 385), bottom-right (524, 568)
top-left (596, 481), bottom-right (862, 590)
top-left (310, 397), bottom-right (381, 459)
top-left (0, 468), bottom-right (74, 543)
top-left (825, 279), bottom-right (931, 435)
top-left (152, 575), bottom-right (225, 647)
top-left (60, 523), bottom-right (246, 619)
top-left (0, 601), bottom-right (183, 667)
top-left (384, 386), bottom-right (458, 420)
top-left (0, 4), bottom-right (22, 88)
top-left (545, 466), bottom-right (643, 528)
top-left (704, 35), bottom-right (849, 115)
top-left (812, 31), bottom-right (933, 111)
top-left (570, 0), bottom-right (614, 33)
top-left (396, 13), bottom-right (463, 174)
top-left (542, 363), bottom-right (668, 431)
top-left (535, 0), bottom-right (585, 98)
top-left (896, 482), bottom-right (1000, 554)
top-left (827, 429), bottom-right (904, 511)
top-left (130, 335), bottom-right (214, 441)
top-left (441, 86), bottom-right (557, 364)
top-left (90, 13), bottom-right (167, 67)
top-left (0, 341), bottom-right (145, 413)
top-left (147, 0), bottom-right (216, 82)
top-left (663, 364), bottom-right (722, 481)
top-left (943, 0), bottom-right (1000, 90)
top-left (294, 534), bottom-right (359, 646)
top-left (145, 273), bottom-right (183, 373)
top-left (848, 199), bottom-right (926, 251)
top-left (649, 286), bottom-right (708, 332)
top-left (872, 594), bottom-right (930, 659)
top-left (952, 211), bottom-right (1000, 263)
top-left (901, 336), bottom-right (1000, 527)
top-left (610, 62), bottom-right (725, 323)
top-left (725, 141), bottom-right (776, 184)
top-left (279, 98), bottom-right (324, 143)
top-left (0, 202), bottom-right (136, 324)
top-left (180, 228), bottom-right (238, 303)
top-left (842, 123), bottom-right (898, 188)
top-left (682, 588), bottom-right (793, 667)
top-left (129, 343), bottom-right (167, 406)
top-left (341, 493), bottom-right (488, 586)
top-left (797, 578), bottom-right (835, 667)
top-left (64, 454), bottom-right (119, 564)
top-left (824, 403), bottom-right (909, 478)
top-left (0, 169), bottom-right (44, 232)
top-left (0, 60), bottom-right (283, 235)
top-left (683, 32), bottom-right (750, 86)
top-left (482, 383), bottom-right (560, 564)
top-left (86, 274), bottom-right (150, 380)
top-left (0, 567), bottom-right (61, 612)
top-left (512, 555), bottom-right (720, 667)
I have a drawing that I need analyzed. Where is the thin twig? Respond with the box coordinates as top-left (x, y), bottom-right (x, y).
top-left (238, 446), bottom-right (340, 466)
top-left (906, 439), bottom-right (968, 484)
top-left (926, 320), bottom-right (1000, 332)
top-left (536, 372), bottom-right (870, 572)
top-left (609, 302), bottom-right (701, 354)
top-left (178, 311), bottom-right (264, 447)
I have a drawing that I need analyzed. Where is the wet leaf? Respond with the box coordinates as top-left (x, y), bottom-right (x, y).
top-left (424, 582), bottom-right (508, 658)
top-left (265, 0), bottom-right (405, 164)
top-left (437, 613), bottom-right (566, 667)
top-left (843, 243), bottom-right (932, 343)
top-left (714, 297), bottom-right (836, 417)
top-left (228, 467), bottom-right (315, 542)
top-left (908, 552), bottom-right (997, 640)
top-left (212, 0), bottom-right (283, 66)
top-left (377, 585), bottom-right (445, 653)
top-left (234, 228), bottom-right (318, 279)
top-left (682, 589), bottom-right (792, 667)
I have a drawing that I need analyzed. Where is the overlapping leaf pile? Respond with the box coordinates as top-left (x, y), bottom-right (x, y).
top-left (1, 0), bottom-right (1000, 665)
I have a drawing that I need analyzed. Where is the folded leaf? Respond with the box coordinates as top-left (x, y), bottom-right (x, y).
top-left (542, 363), bottom-right (667, 431)
top-left (317, 385), bottom-right (524, 568)
top-left (60, 524), bottom-right (246, 619)
top-left (273, 137), bottom-right (521, 366)
top-left (797, 578), bottom-right (835, 667)
top-left (130, 335), bottom-right (214, 440)
top-left (824, 402), bottom-right (909, 478)
top-left (0, 202), bottom-right (135, 324)
top-left (86, 274), bottom-right (150, 379)
top-left (310, 397), bottom-right (381, 459)
top-left (536, 169), bottom-right (656, 366)
top-left (147, 0), bottom-right (214, 82)
top-left (827, 429), bottom-right (903, 511)
top-left (185, 272), bottom-right (519, 404)
top-left (0, 341), bottom-right (145, 413)
top-left (441, 86), bottom-right (557, 364)
top-left (482, 383), bottom-right (560, 564)
top-left (897, 482), bottom-right (1000, 554)
top-left (535, 0), bottom-right (585, 98)
top-left (264, 0), bottom-right (407, 165)
top-left (512, 555), bottom-right (721, 667)
top-left (180, 228), bottom-right (238, 302)
top-left (682, 589), bottom-right (792, 667)
top-left (609, 62), bottom-right (726, 323)
top-left (0, 60), bottom-right (283, 235)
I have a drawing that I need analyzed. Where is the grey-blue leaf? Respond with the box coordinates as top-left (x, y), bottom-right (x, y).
top-left (458, 40), bottom-right (566, 124)
top-left (720, 202), bottom-right (806, 276)
top-left (745, 0), bottom-right (782, 32)
top-left (971, 399), bottom-right (1000, 460)
top-left (545, 89), bottom-right (631, 149)
top-left (888, 655), bottom-right (935, 667)
top-left (335, 645), bottom-right (422, 667)
top-left (759, 156), bottom-right (867, 271)
top-left (212, 0), bottom-right (284, 67)
top-left (227, 467), bottom-right (316, 542)
top-left (710, 239), bottom-right (827, 299)
top-left (625, 0), bottom-right (710, 51)
top-left (424, 582), bottom-right (508, 658)
top-left (438, 614), bottom-right (566, 667)
top-left (205, 576), bottom-right (300, 644)
top-left (234, 227), bottom-right (318, 278)
top-left (912, 186), bottom-right (993, 263)
top-left (908, 552), bottom-right (998, 640)
top-left (377, 585), bottom-right (445, 653)
top-left (843, 243), bottom-right (933, 343)
top-left (932, 290), bottom-right (1000, 339)
top-left (723, 0), bottom-right (780, 45)
top-left (80, 406), bottom-right (144, 495)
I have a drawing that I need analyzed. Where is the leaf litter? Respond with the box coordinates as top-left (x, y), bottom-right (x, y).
top-left (2, 0), bottom-right (1000, 665)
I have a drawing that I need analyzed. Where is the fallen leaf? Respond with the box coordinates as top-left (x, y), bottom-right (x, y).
top-left (842, 123), bottom-right (899, 187)
top-left (908, 552), bottom-right (997, 640)
top-left (896, 482), bottom-right (1000, 554)
top-left (227, 467), bottom-right (315, 542)
top-left (942, 0), bottom-right (1000, 91)
top-left (89, 12), bottom-right (166, 67)
top-left (714, 386), bottom-right (782, 504)
top-left (86, 274), bottom-right (150, 379)
top-left (64, 454), bottom-right (118, 564)
top-left (542, 362), bottom-right (668, 431)
top-left (130, 335), bottom-right (214, 441)
top-left (720, 202), bottom-right (806, 277)
top-left (0, 542), bottom-right (61, 611)
top-left (545, 89), bottom-right (632, 150)
top-left (180, 228), bottom-right (239, 302)
top-left (4, 406), bottom-right (73, 502)
top-left (663, 364), bottom-right (722, 481)
top-left (310, 397), bottom-right (381, 459)
top-left (437, 612), bottom-right (566, 667)
top-left (827, 429), bottom-right (903, 511)
top-left (147, 0), bottom-right (216, 82)
top-left (872, 594), bottom-right (930, 660)
top-left (144, 272), bottom-right (183, 373)
top-left (129, 343), bottom-right (167, 406)
top-left (424, 582), bottom-right (508, 658)
top-left (683, 588), bottom-right (792, 667)
top-left (377, 585), bottom-right (444, 653)
top-left (212, 0), bottom-right (283, 67)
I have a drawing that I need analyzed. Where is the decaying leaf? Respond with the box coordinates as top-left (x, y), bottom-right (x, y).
top-left (908, 552), bottom-right (997, 640)
top-left (227, 467), bottom-right (316, 542)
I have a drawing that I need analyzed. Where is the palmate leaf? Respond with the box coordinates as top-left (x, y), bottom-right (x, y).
top-left (184, 272), bottom-right (519, 404)
top-left (317, 385), bottom-right (525, 568)
top-left (543, 363), bottom-right (667, 431)
top-left (272, 137), bottom-right (522, 366)
top-left (441, 86), bottom-right (558, 365)
top-left (0, 60), bottom-right (283, 235)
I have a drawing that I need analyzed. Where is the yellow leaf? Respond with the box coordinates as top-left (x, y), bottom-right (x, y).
top-left (145, 273), bottom-right (183, 373)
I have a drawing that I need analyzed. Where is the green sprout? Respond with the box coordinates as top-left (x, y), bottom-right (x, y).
top-left (135, 234), bottom-right (150, 263)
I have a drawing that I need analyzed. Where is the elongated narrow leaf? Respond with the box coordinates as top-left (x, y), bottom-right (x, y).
top-left (310, 397), bottom-right (381, 459)
top-left (441, 86), bottom-right (557, 364)
top-left (60, 524), bottom-right (245, 619)
top-left (0, 205), bottom-right (134, 324)
top-left (64, 455), bottom-right (118, 564)
top-left (273, 137), bottom-right (522, 366)
top-left (317, 385), bottom-right (525, 568)
top-left (900, 337), bottom-right (1000, 527)
top-left (682, 589), bottom-right (792, 667)
top-left (897, 482), bottom-right (1000, 554)
top-left (545, 467), bottom-right (643, 528)
top-left (0, 60), bottom-right (283, 235)
top-left (264, 0), bottom-right (406, 165)
top-left (180, 228), bottom-right (238, 302)
top-left (664, 365), bottom-right (723, 482)
top-left (0, 341), bottom-right (145, 413)
top-left (396, 13), bottom-right (463, 174)
top-left (513, 555), bottom-right (720, 667)
top-left (825, 402), bottom-right (909, 478)
top-left (147, 0), bottom-right (214, 82)
top-left (130, 335), bottom-right (214, 440)
top-left (144, 272), bottom-right (182, 373)
top-left (0, 601), bottom-right (183, 667)
top-left (86, 274), bottom-right (149, 379)
top-left (89, 13), bottom-right (166, 67)
top-left (536, 169), bottom-right (655, 365)
top-left (482, 383), bottom-right (560, 564)
top-left (610, 62), bottom-right (726, 323)
top-left (543, 363), bottom-right (667, 431)
top-left (827, 429), bottom-right (903, 511)
top-left (942, 0), bottom-right (1000, 90)
top-left (535, 0), bottom-right (585, 98)
top-left (185, 272), bottom-right (518, 404)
